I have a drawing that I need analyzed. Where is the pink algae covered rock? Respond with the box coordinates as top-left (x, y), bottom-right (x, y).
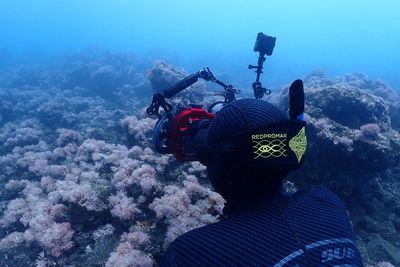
top-left (0, 182), bottom-right (74, 257)
top-left (149, 173), bottom-right (225, 248)
top-left (108, 191), bottom-right (138, 220)
top-left (40, 222), bottom-right (75, 257)
top-left (3, 54), bottom-right (399, 266)
top-left (105, 228), bottom-right (153, 267)
top-left (0, 64), bottom-right (224, 265)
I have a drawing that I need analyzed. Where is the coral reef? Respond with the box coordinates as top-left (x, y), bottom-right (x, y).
top-left (0, 54), bottom-right (224, 266)
top-left (0, 52), bottom-right (399, 266)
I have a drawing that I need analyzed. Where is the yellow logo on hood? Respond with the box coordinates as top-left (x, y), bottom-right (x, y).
top-left (289, 127), bottom-right (307, 163)
top-left (252, 134), bottom-right (287, 159)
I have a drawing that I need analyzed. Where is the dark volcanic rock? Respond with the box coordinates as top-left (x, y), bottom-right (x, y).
top-left (272, 72), bottom-right (400, 265)
top-left (307, 86), bottom-right (390, 130)
top-left (304, 71), bottom-right (400, 132)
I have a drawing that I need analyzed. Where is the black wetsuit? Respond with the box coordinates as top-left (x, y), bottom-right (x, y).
top-left (162, 186), bottom-right (363, 266)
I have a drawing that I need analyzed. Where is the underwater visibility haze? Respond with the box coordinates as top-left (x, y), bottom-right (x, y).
top-left (1, 0), bottom-right (400, 88)
top-left (0, 0), bottom-right (400, 266)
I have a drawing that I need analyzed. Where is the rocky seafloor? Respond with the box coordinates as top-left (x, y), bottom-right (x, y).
top-left (0, 51), bottom-right (399, 266)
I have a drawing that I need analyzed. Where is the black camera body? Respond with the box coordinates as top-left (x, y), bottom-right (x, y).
top-left (254, 32), bottom-right (276, 56)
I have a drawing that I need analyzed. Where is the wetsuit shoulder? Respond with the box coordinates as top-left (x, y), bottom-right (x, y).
top-left (162, 186), bottom-right (363, 266)
top-left (293, 185), bottom-right (348, 210)
top-left (161, 222), bottom-right (223, 267)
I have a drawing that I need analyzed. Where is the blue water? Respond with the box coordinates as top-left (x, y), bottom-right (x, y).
top-left (0, 0), bottom-right (399, 89)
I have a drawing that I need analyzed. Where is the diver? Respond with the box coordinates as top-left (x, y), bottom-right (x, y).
top-left (147, 33), bottom-right (363, 266)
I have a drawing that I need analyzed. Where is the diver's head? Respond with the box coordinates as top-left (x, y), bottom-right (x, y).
top-left (204, 98), bottom-right (290, 211)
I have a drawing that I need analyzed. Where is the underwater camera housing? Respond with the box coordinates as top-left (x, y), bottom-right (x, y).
top-left (146, 33), bottom-right (307, 170)
top-left (253, 32), bottom-right (276, 56)
top-left (146, 67), bottom-right (239, 162)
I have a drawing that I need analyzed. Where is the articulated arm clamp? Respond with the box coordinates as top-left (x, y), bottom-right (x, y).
top-left (147, 67), bottom-right (240, 117)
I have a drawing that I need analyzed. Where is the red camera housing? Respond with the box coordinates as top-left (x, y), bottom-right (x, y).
top-left (171, 106), bottom-right (215, 161)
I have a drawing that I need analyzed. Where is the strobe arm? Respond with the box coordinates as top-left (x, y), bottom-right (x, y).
top-left (147, 67), bottom-right (239, 117)
top-left (147, 70), bottom-right (204, 116)
top-left (163, 73), bottom-right (200, 99)
top-left (163, 67), bottom-right (215, 99)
